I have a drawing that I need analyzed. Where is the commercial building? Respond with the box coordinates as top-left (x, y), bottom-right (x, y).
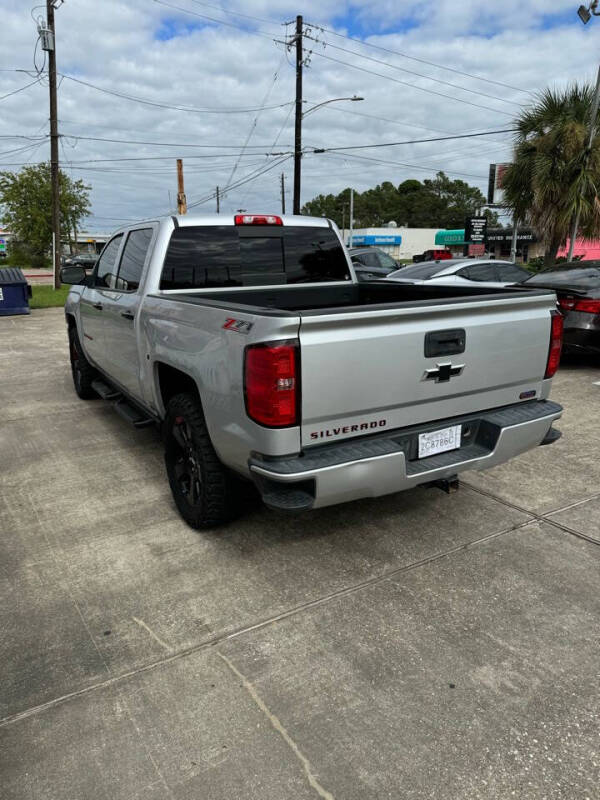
top-left (434, 227), bottom-right (546, 263)
top-left (345, 227), bottom-right (438, 260)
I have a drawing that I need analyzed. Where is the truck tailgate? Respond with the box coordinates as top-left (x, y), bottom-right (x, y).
top-left (298, 293), bottom-right (555, 447)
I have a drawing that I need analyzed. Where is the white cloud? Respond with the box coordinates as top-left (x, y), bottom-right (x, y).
top-left (0, 0), bottom-right (598, 229)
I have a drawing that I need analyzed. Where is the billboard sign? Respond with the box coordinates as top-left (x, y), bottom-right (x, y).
top-left (487, 163), bottom-right (510, 206)
top-left (465, 216), bottom-right (487, 245)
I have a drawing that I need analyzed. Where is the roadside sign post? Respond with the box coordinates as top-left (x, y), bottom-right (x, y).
top-left (465, 216), bottom-right (487, 252)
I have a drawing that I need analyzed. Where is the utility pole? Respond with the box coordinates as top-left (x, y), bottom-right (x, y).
top-left (567, 63), bottom-right (600, 261)
top-left (349, 188), bottom-right (354, 248)
top-left (45, 1), bottom-right (60, 289)
top-left (280, 173), bottom-right (286, 214)
top-left (293, 14), bottom-right (303, 215)
top-left (510, 218), bottom-right (519, 262)
top-left (216, 186), bottom-right (220, 214)
top-left (176, 159), bottom-right (187, 214)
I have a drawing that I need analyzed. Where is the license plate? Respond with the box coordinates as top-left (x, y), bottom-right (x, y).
top-left (418, 425), bottom-right (461, 459)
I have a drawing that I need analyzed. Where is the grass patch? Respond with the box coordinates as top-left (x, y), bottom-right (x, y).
top-left (30, 285), bottom-right (70, 309)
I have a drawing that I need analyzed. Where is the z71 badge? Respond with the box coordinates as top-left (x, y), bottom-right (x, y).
top-left (222, 318), bottom-right (254, 334)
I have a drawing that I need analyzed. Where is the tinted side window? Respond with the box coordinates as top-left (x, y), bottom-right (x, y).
top-left (95, 235), bottom-right (123, 288)
top-left (495, 263), bottom-right (530, 282)
top-left (116, 228), bottom-right (153, 291)
top-left (461, 263), bottom-right (498, 281)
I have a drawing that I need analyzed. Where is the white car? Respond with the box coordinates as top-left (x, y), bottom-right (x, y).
top-left (385, 258), bottom-right (531, 289)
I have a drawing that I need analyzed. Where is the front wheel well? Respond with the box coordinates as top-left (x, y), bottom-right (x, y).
top-left (66, 313), bottom-right (76, 330)
top-left (156, 362), bottom-right (200, 411)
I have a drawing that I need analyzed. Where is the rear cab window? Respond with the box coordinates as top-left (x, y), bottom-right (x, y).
top-left (159, 225), bottom-right (351, 289)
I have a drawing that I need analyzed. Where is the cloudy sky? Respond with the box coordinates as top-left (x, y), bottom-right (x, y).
top-left (1, 0), bottom-right (598, 231)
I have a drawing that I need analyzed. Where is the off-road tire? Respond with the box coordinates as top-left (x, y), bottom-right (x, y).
top-left (164, 393), bottom-right (237, 529)
top-left (68, 326), bottom-right (97, 399)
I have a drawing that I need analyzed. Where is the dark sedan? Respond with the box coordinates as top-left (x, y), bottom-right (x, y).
top-left (348, 247), bottom-right (400, 281)
top-left (523, 262), bottom-right (600, 355)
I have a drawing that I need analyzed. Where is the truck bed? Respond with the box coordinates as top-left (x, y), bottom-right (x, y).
top-left (160, 281), bottom-right (552, 315)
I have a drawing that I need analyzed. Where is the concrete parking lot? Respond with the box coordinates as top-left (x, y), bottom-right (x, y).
top-left (1, 307), bottom-right (599, 799)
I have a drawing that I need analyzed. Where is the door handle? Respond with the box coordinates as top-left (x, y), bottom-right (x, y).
top-left (121, 311), bottom-right (135, 321)
top-left (92, 302), bottom-right (103, 311)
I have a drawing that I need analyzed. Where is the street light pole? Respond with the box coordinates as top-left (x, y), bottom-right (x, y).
top-left (567, 63), bottom-right (600, 261)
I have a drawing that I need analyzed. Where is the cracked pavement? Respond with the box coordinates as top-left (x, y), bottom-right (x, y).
top-left (1, 308), bottom-right (599, 799)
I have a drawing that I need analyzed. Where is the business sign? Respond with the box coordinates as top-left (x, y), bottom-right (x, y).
top-left (487, 228), bottom-right (536, 244)
top-left (487, 163), bottom-right (510, 206)
top-left (350, 235), bottom-right (402, 246)
top-left (465, 216), bottom-right (487, 244)
top-left (0, 238), bottom-right (5, 253)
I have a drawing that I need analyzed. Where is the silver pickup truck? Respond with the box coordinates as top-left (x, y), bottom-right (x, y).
top-left (62, 213), bottom-right (563, 529)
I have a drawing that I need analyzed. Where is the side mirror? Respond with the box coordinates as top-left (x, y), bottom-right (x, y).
top-left (60, 266), bottom-right (87, 285)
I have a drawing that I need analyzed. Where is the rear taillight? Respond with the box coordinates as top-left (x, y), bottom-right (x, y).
top-left (244, 341), bottom-right (299, 427)
top-left (558, 296), bottom-right (600, 314)
top-left (234, 214), bottom-right (283, 226)
top-left (574, 298), bottom-right (600, 313)
top-left (545, 310), bottom-right (564, 379)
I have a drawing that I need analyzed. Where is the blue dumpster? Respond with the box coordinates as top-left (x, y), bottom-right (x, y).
top-left (0, 268), bottom-right (32, 316)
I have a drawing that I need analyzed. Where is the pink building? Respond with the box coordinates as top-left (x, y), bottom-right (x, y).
top-left (558, 238), bottom-right (600, 260)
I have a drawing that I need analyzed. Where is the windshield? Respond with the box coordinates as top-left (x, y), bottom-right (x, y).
top-left (522, 260), bottom-right (600, 278)
top-left (387, 261), bottom-right (446, 280)
top-left (377, 251), bottom-right (398, 269)
top-left (524, 267), bottom-right (600, 290)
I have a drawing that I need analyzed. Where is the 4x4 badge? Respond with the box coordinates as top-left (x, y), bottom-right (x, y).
top-left (423, 362), bottom-right (465, 383)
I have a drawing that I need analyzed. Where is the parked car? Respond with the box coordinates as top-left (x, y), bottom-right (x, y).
top-left (385, 258), bottom-right (531, 289)
top-left (62, 253), bottom-right (98, 270)
top-left (61, 213), bottom-right (562, 529)
top-left (413, 248), bottom-right (452, 263)
top-left (348, 247), bottom-right (400, 281)
top-left (522, 262), bottom-right (600, 355)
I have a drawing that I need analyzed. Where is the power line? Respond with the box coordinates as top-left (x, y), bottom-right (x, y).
top-left (58, 134), bottom-right (291, 149)
top-left (0, 77), bottom-right (42, 102)
top-left (59, 73), bottom-right (293, 114)
top-left (222, 52), bottom-right (286, 196)
top-left (316, 149), bottom-right (488, 180)
top-left (303, 33), bottom-right (523, 108)
top-left (152, 0), bottom-right (276, 41)
top-left (305, 103), bottom-right (512, 147)
top-left (309, 51), bottom-right (515, 118)
top-left (310, 128), bottom-right (515, 154)
top-left (304, 19), bottom-right (534, 96)
top-left (187, 154), bottom-right (291, 208)
top-left (187, 0), bottom-right (280, 29)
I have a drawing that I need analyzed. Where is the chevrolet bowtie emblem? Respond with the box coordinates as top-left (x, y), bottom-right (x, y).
top-left (423, 363), bottom-right (465, 383)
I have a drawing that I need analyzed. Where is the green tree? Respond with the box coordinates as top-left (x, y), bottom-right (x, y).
top-left (502, 84), bottom-right (600, 266)
top-left (302, 172), bottom-right (497, 229)
top-left (0, 163), bottom-right (91, 266)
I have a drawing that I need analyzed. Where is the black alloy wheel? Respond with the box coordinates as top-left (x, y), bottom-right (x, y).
top-left (68, 326), bottom-right (97, 399)
top-left (164, 393), bottom-right (236, 529)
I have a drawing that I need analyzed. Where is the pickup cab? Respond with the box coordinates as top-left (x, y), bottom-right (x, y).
top-left (62, 213), bottom-right (563, 529)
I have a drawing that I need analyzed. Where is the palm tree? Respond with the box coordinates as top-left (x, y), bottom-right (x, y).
top-left (502, 84), bottom-right (600, 266)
